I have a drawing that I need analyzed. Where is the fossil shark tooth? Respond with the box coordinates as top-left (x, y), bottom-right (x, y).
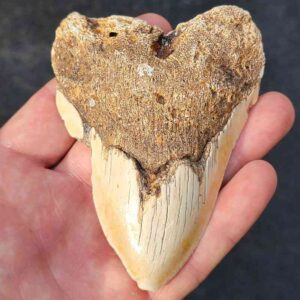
top-left (51, 5), bottom-right (265, 291)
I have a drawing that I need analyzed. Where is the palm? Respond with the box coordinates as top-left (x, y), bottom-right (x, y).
top-left (0, 14), bottom-right (294, 300)
top-left (0, 146), bottom-right (148, 299)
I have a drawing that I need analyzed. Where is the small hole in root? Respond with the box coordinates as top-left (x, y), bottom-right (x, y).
top-left (152, 31), bottom-right (177, 59)
top-left (155, 93), bottom-right (166, 105)
top-left (109, 32), bottom-right (118, 37)
top-left (194, 51), bottom-right (201, 62)
top-left (210, 87), bottom-right (217, 97)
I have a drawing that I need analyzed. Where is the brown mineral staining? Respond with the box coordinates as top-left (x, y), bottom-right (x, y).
top-left (51, 5), bottom-right (265, 173)
top-left (155, 93), bottom-right (166, 105)
top-left (152, 31), bottom-right (177, 59)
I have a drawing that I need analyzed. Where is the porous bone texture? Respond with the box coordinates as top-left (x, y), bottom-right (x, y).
top-left (52, 5), bottom-right (264, 173)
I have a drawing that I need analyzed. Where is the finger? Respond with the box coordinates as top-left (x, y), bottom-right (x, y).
top-left (55, 13), bottom-right (173, 183)
top-left (151, 160), bottom-right (277, 300)
top-left (55, 141), bottom-right (92, 186)
top-left (224, 92), bottom-right (295, 183)
top-left (137, 13), bottom-right (173, 33)
top-left (0, 79), bottom-right (75, 166)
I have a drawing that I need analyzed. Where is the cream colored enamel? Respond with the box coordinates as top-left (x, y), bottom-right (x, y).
top-left (56, 90), bottom-right (84, 139)
top-left (89, 85), bottom-right (259, 292)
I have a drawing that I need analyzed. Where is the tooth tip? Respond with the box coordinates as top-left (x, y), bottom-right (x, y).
top-left (137, 281), bottom-right (159, 292)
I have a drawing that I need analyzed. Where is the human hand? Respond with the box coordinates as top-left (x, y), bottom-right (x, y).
top-left (0, 14), bottom-right (295, 300)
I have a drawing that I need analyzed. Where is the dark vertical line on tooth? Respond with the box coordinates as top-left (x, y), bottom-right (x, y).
top-left (146, 200), bottom-right (156, 254)
top-left (127, 182), bottom-right (131, 206)
top-left (159, 186), bottom-right (169, 255)
top-left (162, 184), bottom-right (171, 266)
top-left (204, 145), bottom-right (213, 204)
top-left (175, 169), bottom-right (183, 248)
top-left (151, 198), bottom-right (161, 262)
top-left (190, 171), bottom-right (195, 217)
top-left (176, 171), bottom-right (183, 225)
top-left (174, 173), bottom-right (177, 188)
top-left (104, 151), bottom-right (107, 177)
top-left (138, 202), bottom-right (144, 245)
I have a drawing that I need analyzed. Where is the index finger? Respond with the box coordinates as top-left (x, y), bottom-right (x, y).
top-left (0, 79), bottom-right (75, 166)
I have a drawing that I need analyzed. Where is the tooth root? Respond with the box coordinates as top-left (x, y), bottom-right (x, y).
top-left (56, 90), bottom-right (84, 139)
top-left (87, 86), bottom-right (259, 291)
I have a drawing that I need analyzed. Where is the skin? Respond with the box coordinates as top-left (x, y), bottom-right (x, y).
top-left (0, 13), bottom-right (295, 300)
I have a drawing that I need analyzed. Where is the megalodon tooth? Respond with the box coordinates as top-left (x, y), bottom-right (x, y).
top-left (51, 5), bottom-right (265, 291)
